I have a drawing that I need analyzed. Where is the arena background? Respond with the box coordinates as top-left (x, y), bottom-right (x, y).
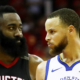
top-left (1, 0), bottom-right (80, 60)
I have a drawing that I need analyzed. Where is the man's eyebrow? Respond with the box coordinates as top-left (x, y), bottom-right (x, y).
top-left (48, 28), bottom-right (55, 31)
top-left (7, 23), bottom-right (22, 26)
top-left (7, 23), bottom-right (16, 26)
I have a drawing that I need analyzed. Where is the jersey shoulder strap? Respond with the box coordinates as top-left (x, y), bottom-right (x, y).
top-left (20, 53), bottom-right (29, 60)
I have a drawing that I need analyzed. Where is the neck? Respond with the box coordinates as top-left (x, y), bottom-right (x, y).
top-left (0, 46), bottom-right (15, 64)
top-left (61, 38), bottom-right (80, 61)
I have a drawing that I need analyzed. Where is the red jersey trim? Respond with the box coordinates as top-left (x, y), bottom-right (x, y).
top-left (0, 57), bottom-right (19, 68)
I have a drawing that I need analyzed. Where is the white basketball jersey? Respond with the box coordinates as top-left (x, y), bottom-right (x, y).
top-left (45, 54), bottom-right (80, 80)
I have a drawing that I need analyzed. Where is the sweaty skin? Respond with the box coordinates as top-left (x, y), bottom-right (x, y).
top-left (28, 54), bottom-right (43, 80)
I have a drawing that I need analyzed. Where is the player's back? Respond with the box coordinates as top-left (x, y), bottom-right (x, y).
top-left (45, 54), bottom-right (80, 80)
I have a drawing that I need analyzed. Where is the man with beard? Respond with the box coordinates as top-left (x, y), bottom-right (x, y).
top-left (0, 5), bottom-right (43, 80)
top-left (36, 8), bottom-right (80, 80)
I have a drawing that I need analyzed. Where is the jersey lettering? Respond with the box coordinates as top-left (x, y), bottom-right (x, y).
top-left (60, 76), bottom-right (80, 80)
top-left (0, 75), bottom-right (25, 80)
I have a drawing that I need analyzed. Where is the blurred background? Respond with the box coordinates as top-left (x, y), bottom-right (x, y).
top-left (1, 0), bottom-right (80, 60)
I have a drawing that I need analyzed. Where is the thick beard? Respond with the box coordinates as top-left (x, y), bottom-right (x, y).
top-left (0, 31), bottom-right (28, 57)
top-left (49, 36), bottom-right (68, 56)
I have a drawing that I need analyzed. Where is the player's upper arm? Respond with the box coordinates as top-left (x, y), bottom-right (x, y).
top-left (36, 61), bottom-right (47, 80)
top-left (28, 54), bottom-right (43, 80)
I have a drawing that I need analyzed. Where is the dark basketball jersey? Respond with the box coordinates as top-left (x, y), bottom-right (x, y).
top-left (0, 54), bottom-right (31, 80)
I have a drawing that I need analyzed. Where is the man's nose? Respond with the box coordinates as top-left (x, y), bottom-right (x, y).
top-left (14, 29), bottom-right (23, 37)
top-left (45, 34), bottom-right (50, 41)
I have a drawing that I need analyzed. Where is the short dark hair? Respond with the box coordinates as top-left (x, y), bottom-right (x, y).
top-left (0, 5), bottom-right (16, 18)
top-left (47, 8), bottom-right (80, 33)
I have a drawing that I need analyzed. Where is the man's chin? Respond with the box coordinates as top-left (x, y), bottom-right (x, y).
top-left (48, 45), bottom-right (55, 49)
top-left (49, 48), bottom-right (60, 57)
top-left (49, 48), bottom-right (55, 56)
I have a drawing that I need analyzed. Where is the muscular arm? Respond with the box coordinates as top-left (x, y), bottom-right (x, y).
top-left (36, 61), bottom-right (47, 80)
top-left (28, 54), bottom-right (43, 80)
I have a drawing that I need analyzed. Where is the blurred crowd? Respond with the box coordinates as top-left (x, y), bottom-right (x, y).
top-left (1, 0), bottom-right (80, 60)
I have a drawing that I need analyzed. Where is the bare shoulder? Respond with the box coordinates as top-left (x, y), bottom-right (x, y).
top-left (36, 61), bottom-right (47, 80)
top-left (37, 61), bottom-right (47, 70)
top-left (28, 53), bottom-right (43, 64)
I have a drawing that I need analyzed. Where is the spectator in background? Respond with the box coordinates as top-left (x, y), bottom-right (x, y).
top-left (25, 0), bottom-right (44, 20)
top-left (72, 0), bottom-right (80, 8)
top-left (0, 0), bottom-right (10, 5)
top-left (22, 15), bottom-right (34, 33)
top-left (8, 0), bottom-right (27, 22)
top-left (31, 16), bottom-right (48, 59)
top-left (37, 16), bottom-right (47, 47)
top-left (22, 14), bottom-right (37, 54)
top-left (54, 0), bottom-right (69, 10)
top-left (72, 0), bottom-right (80, 17)
top-left (44, 0), bottom-right (52, 16)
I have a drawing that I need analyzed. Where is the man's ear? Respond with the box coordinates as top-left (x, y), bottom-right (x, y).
top-left (68, 25), bottom-right (75, 33)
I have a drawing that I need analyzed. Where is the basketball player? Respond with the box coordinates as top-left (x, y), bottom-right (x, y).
top-left (0, 5), bottom-right (43, 80)
top-left (36, 8), bottom-right (80, 80)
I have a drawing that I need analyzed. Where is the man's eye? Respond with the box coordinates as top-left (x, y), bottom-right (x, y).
top-left (50, 30), bottom-right (56, 34)
top-left (19, 27), bottom-right (22, 31)
top-left (9, 27), bottom-right (15, 30)
top-left (50, 30), bottom-right (54, 33)
top-left (9, 27), bottom-right (14, 30)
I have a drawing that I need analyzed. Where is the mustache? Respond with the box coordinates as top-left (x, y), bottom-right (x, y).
top-left (47, 42), bottom-right (53, 44)
top-left (14, 36), bottom-right (23, 41)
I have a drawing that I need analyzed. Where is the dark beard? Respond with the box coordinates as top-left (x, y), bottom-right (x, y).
top-left (0, 31), bottom-right (28, 57)
top-left (49, 36), bottom-right (68, 56)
